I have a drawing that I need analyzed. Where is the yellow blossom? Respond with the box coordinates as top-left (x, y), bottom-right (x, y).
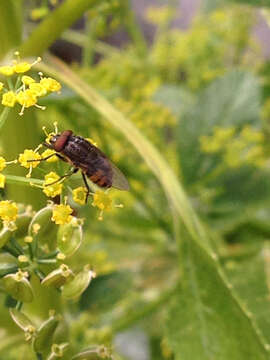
top-left (18, 149), bottom-right (41, 169)
top-left (57, 253), bottom-right (66, 260)
top-left (17, 90), bottom-right (37, 108)
top-left (18, 255), bottom-right (29, 263)
top-left (0, 201), bottom-right (18, 222)
top-left (40, 77), bottom-right (61, 92)
top-left (92, 190), bottom-right (112, 211)
top-left (52, 204), bottom-right (73, 225)
top-left (0, 66), bottom-right (14, 76)
top-left (43, 172), bottom-right (63, 198)
top-left (29, 82), bottom-right (47, 97)
top-left (13, 62), bottom-right (31, 73)
top-left (32, 223), bottom-right (41, 234)
top-left (42, 149), bottom-right (58, 163)
top-left (2, 91), bottom-right (17, 107)
top-left (30, 7), bottom-right (49, 20)
top-left (72, 187), bottom-right (87, 205)
top-left (0, 82), bottom-right (4, 91)
top-left (22, 75), bottom-right (35, 85)
top-left (0, 156), bottom-right (6, 171)
top-left (86, 138), bottom-right (98, 147)
top-left (240, 126), bottom-right (264, 143)
top-left (24, 236), bottom-right (33, 243)
top-left (0, 174), bottom-right (5, 188)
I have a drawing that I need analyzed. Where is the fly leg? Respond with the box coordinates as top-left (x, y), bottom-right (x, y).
top-left (81, 172), bottom-right (90, 204)
top-left (45, 168), bottom-right (79, 186)
top-left (27, 153), bottom-right (66, 163)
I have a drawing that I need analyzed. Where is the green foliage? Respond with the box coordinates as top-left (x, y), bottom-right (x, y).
top-left (1, 1), bottom-right (270, 360)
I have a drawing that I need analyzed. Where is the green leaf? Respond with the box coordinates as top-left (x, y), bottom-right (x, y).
top-left (153, 85), bottom-right (194, 117)
top-left (166, 235), bottom-right (269, 360)
top-left (224, 246), bottom-right (270, 345)
top-left (79, 271), bottom-right (132, 312)
top-left (178, 70), bottom-right (261, 185)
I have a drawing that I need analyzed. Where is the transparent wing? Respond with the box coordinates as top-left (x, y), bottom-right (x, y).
top-left (110, 162), bottom-right (130, 191)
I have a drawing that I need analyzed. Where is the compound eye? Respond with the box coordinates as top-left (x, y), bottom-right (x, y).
top-left (54, 130), bottom-right (72, 151)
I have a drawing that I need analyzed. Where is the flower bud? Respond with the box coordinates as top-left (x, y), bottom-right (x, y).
top-left (0, 227), bottom-right (13, 249)
top-left (0, 253), bottom-right (18, 277)
top-left (71, 346), bottom-right (111, 359)
top-left (15, 213), bottom-right (33, 238)
top-left (57, 218), bottom-right (82, 257)
top-left (62, 266), bottom-right (96, 300)
top-left (3, 269), bottom-right (34, 302)
top-left (33, 313), bottom-right (60, 353)
top-left (9, 308), bottom-right (35, 331)
top-left (47, 343), bottom-right (69, 360)
top-left (28, 205), bottom-right (53, 237)
top-left (41, 264), bottom-right (73, 288)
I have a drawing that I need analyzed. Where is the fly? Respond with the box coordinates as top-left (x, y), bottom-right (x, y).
top-left (32, 130), bottom-right (129, 203)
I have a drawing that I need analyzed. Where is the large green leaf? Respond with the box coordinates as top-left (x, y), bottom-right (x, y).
top-left (166, 236), bottom-right (269, 360)
top-left (178, 70), bottom-right (261, 186)
top-left (225, 247), bottom-right (270, 344)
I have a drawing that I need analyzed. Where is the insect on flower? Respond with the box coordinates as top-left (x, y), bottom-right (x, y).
top-left (29, 129), bottom-right (129, 203)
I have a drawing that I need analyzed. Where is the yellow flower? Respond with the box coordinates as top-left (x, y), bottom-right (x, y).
top-left (42, 149), bottom-right (58, 163)
top-left (29, 82), bottom-right (47, 97)
top-left (13, 62), bottom-right (31, 73)
top-left (0, 174), bottom-right (6, 188)
top-left (92, 190), bottom-right (112, 211)
top-left (0, 66), bottom-right (14, 76)
top-left (22, 75), bottom-right (35, 85)
top-left (146, 5), bottom-right (174, 25)
top-left (73, 186), bottom-right (87, 205)
top-left (17, 90), bottom-right (37, 108)
top-left (40, 77), bottom-right (61, 92)
top-left (52, 204), bottom-right (73, 225)
top-left (18, 149), bottom-right (41, 169)
top-left (0, 156), bottom-right (6, 171)
top-left (86, 138), bottom-right (98, 147)
top-left (30, 7), bottom-right (49, 21)
top-left (0, 201), bottom-right (18, 222)
top-left (0, 82), bottom-right (4, 91)
top-left (43, 171), bottom-right (63, 198)
top-left (240, 126), bottom-right (264, 143)
top-left (2, 91), bottom-right (17, 107)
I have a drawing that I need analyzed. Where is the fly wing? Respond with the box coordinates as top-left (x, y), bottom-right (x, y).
top-left (110, 161), bottom-right (130, 191)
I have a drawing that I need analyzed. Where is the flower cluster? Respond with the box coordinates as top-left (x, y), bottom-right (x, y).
top-left (200, 125), bottom-right (267, 168)
top-left (149, 7), bottom-right (257, 89)
top-left (0, 52), bottom-right (61, 115)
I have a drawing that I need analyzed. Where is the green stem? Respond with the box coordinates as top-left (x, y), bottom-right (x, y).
top-left (10, 237), bottom-right (24, 255)
top-left (0, 107), bottom-right (10, 132)
top-left (0, 0), bottom-right (22, 59)
top-left (2, 244), bottom-right (19, 258)
top-left (124, 1), bottom-right (147, 57)
top-left (19, 0), bottom-right (100, 57)
top-left (5, 174), bottom-right (43, 187)
top-left (82, 16), bottom-right (97, 67)
top-left (62, 29), bottom-right (119, 57)
top-left (37, 258), bottom-right (57, 264)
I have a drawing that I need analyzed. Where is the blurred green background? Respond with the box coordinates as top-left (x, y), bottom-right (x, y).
top-left (2, 0), bottom-right (270, 359)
